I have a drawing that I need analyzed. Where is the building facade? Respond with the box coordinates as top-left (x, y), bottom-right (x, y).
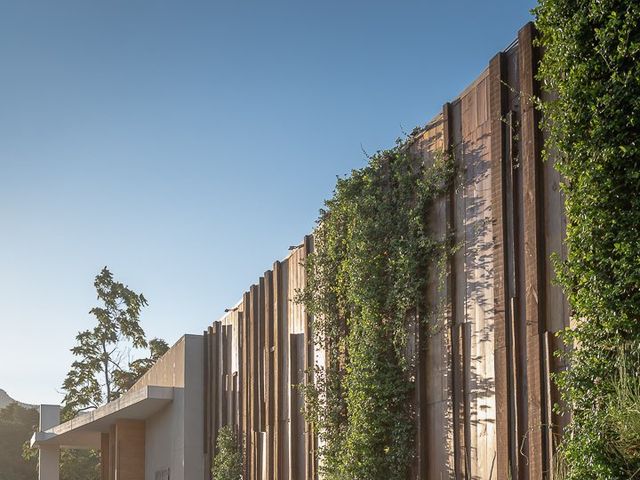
top-left (32, 335), bottom-right (205, 480)
top-left (33, 22), bottom-right (568, 480)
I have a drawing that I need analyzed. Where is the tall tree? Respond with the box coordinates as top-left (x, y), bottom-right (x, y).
top-left (38, 267), bottom-right (170, 480)
top-left (61, 267), bottom-right (168, 418)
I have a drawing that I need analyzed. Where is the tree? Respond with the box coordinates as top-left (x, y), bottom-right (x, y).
top-left (111, 338), bottom-right (170, 392)
top-left (51, 267), bottom-right (169, 480)
top-left (0, 403), bottom-right (38, 480)
top-left (61, 267), bottom-right (168, 418)
top-left (59, 450), bottom-right (100, 480)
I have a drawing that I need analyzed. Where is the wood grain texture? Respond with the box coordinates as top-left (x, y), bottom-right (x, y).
top-left (241, 292), bottom-right (251, 480)
top-left (519, 21), bottom-right (549, 480)
top-left (114, 420), bottom-right (145, 480)
top-left (489, 50), bottom-right (512, 480)
top-left (273, 261), bottom-right (283, 480)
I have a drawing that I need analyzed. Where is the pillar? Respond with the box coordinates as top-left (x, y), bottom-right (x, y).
top-left (114, 420), bottom-right (145, 480)
top-left (38, 405), bottom-right (60, 480)
top-left (101, 433), bottom-right (110, 480)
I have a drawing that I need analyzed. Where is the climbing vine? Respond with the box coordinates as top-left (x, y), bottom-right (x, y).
top-left (301, 135), bottom-right (454, 480)
top-left (535, 0), bottom-right (640, 478)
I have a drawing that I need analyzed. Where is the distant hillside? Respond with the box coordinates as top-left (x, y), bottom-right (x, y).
top-left (0, 389), bottom-right (35, 411)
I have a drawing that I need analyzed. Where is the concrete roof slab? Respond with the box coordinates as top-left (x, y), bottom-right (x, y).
top-left (31, 385), bottom-right (173, 449)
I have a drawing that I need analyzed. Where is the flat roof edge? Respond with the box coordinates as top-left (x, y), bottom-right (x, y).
top-left (40, 385), bottom-right (174, 439)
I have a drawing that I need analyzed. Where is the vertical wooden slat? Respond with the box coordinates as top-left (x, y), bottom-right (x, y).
top-left (289, 334), bottom-right (303, 480)
top-left (302, 235), bottom-right (316, 479)
top-left (257, 280), bottom-right (266, 478)
top-left (233, 310), bottom-right (241, 442)
top-left (101, 433), bottom-right (109, 480)
top-left (241, 293), bottom-right (251, 480)
top-left (264, 270), bottom-right (275, 480)
top-left (239, 310), bottom-right (244, 442)
top-left (211, 323), bottom-right (219, 459)
top-left (222, 324), bottom-right (229, 428)
top-left (444, 101), bottom-right (465, 480)
top-left (232, 370), bottom-right (238, 431)
top-left (489, 50), bottom-right (512, 480)
top-left (461, 322), bottom-right (472, 475)
top-left (203, 328), bottom-right (212, 478)
top-left (519, 21), bottom-right (548, 480)
top-left (208, 326), bottom-right (215, 458)
top-left (504, 100), bottom-right (527, 479)
top-left (228, 323), bottom-right (234, 426)
top-left (252, 430), bottom-right (258, 480)
top-left (249, 285), bottom-right (259, 480)
top-left (203, 330), bottom-right (210, 456)
top-left (217, 322), bottom-right (224, 435)
top-left (258, 277), bottom-right (267, 434)
top-left (273, 261), bottom-right (283, 480)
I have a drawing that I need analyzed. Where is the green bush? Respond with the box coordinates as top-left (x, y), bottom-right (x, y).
top-left (301, 138), bottom-right (454, 480)
top-left (211, 425), bottom-right (243, 480)
top-left (553, 354), bottom-right (640, 480)
top-left (535, 0), bottom-right (640, 477)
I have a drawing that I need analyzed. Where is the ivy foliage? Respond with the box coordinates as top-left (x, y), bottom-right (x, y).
top-left (301, 138), bottom-right (454, 480)
top-left (211, 425), bottom-right (243, 480)
top-left (535, 0), bottom-right (640, 477)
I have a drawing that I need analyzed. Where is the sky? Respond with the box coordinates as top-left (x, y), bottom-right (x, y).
top-left (0, 0), bottom-right (536, 405)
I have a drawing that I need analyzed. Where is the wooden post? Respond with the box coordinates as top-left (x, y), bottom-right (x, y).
top-left (263, 270), bottom-right (274, 480)
top-left (490, 50), bottom-right (512, 480)
top-left (249, 284), bottom-right (260, 480)
top-left (203, 329), bottom-right (211, 475)
top-left (273, 261), bottom-right (283, 480)
top-left (519, 21), bottom-right (548, 479)
top-left (258, 277), bottom-right (267, 434)
top-left (241, 293), bottom-right (251, 480)
top-left (211, 324), bottom-right (220, 458)
top-left (302, 235), bottom-right (317, 479)
top-left (100, 433), bottom-right (109, 480)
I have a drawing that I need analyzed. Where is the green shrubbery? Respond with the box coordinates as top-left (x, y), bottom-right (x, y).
top-left (301, 139), bottom-right (454, 479)
top-left (211, 425), bottom-right (243, 480)
top-left (535, 0), bottom-right (640, 477)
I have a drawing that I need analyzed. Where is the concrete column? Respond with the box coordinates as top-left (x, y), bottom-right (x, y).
top-left (38, 405), bottom-right (60, 480)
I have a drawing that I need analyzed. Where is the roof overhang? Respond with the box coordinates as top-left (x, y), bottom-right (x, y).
top-left (31, 385), bottom-right (173, 449)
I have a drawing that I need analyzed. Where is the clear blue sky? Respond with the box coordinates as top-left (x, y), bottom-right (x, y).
top-left (0, 0), bottom-right (535, 405)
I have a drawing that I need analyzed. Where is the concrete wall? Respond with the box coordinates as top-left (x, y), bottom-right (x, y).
top-left (143, 335), bottom-right (205, 480)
